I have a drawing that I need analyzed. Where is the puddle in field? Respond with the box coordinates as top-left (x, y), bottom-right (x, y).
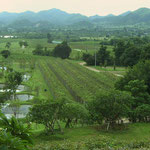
top-left (0, 84), bottom-right (28, 93)
top-left (14, 94), bottom-right (34, 101)
top-left (1, 104), bottom-right (31, 119)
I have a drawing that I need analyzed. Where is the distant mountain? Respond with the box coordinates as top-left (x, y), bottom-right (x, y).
top-left (119, 11), bottom-right (131, 16)
top-left (0, 7), bottom-right (150, 30)
top-left (118, 8), bottom-right (150, 25)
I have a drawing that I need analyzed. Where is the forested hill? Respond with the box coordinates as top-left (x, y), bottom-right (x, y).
top-left (1, 7), bottom-right (150, 29)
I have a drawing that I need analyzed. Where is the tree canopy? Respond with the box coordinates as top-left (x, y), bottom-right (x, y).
top-left (53, 41), bottom-right (72, 59)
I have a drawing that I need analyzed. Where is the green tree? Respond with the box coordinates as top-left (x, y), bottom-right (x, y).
top-left (32, 44), bottom-right (44, 55)
top-left (19, 41), bottom-right (28, 48)
top-left (5, 42), bottom-right (11, 49)
top-left (118, 80), bottom-right (150, 122)
top-left (5, 71), bottom-right (22, 100)
top-left (135, 104), bottom-right (150, 122)
top-left (120, 45), bottom-right (141, 67)
top-left (1, 50), bottom-right (10, 59)
top-left (114, 40), bottom-right (126, 65)
top-left (29, 100), bottom-right (64, 134)
top-left (53, 41), bottom-right (72, 59)
top-left (141, 43), bottom-right (150, 60)
top-left (62, 102), bottom-right (88, 128)
top-left (115, 60), bottom-right (150, 94)
top-left (97, 45), bottom-right (110, 66)
top-left (88, 90), bottom-right (132, 129)
top-left (47, 33), bottom-right (53, 43)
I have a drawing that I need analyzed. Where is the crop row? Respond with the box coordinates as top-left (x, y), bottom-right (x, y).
top-left (38, 59), bottom-right (74, 101)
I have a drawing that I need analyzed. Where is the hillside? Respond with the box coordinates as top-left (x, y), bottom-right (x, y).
top-left (0, 8), bottom-right (150, 30)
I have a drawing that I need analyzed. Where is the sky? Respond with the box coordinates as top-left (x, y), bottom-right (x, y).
top-left (1, 0), bottom-right (150, 16)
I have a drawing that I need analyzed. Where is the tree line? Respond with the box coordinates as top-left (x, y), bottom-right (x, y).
top-left (83, 36), bottom-right (150, 67)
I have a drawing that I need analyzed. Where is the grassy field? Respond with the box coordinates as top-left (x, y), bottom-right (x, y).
top-left (31, 123), bottom-right (150, 148)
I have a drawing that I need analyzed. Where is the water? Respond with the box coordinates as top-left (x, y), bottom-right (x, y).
top-left (52, 40), bottom-right (62, 44)
top-left (0, 84), bottom-right (28, 93)
top-left (1, 104), bottom-right (31, 119)
top-left (15, 94), bottom-right (34, 101)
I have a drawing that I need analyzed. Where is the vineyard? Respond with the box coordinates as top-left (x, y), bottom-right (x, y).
top-left (38, 57), bottom-right (118, 102)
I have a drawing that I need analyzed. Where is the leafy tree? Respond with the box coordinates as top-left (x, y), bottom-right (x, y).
top-left (29, 100), bottom-right (64, 134)
top-left (141, 43), bottom-right (150, 60)
top-left (82, 53), bottom-right (95, 65)
top-left (97, 45), bottom-right (110, 66)
top-left (88, 90), bottom-right (132, 129)
top-left (62, 102), bottom-right (88, 128)
top-left (32, 44), bottom-right (43, 55)
top-left (114, 40), bottom-right (126, 65)
top-left (5, 71), bottom-right (22, 100)
top-left (117, 80), bottom-right (150, 122)
top-left (135, 104), bottom-right (150, 122)
top-left (1, 50), bottom-right (10, 59)
top-left (47, 33), bottom-right (53, 43)
top-left (115, 60), bottom-right (150, 94)
top-left (5, 42), bottom-right (11, 49)
top-left (19, 41), bottom-right (24, 47)
top-left (53, 41), bottom-right (72, 59)
top-left (120, 45), bottom-right (141, 67)
top-left (24, 41), bottom-right (28, 47)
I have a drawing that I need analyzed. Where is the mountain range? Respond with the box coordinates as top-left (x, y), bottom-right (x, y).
top-left (0, 7), bottom-right (150, 29)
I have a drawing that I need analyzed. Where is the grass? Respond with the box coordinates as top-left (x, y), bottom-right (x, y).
top-left (32, 123), bottom-right (150, 147)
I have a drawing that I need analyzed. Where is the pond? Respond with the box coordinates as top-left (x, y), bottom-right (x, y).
top-left (52, 40), bottom-right (62, 44)
top-left (14, 94), bottom-right (34, 101)
top-left (0, 84), bottom-right (28, 93)
top-left (1, 104), bottom-right (31, 119)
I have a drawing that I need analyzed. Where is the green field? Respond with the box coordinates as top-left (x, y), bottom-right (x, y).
top-left (1, 38), bottom-right (150, 149)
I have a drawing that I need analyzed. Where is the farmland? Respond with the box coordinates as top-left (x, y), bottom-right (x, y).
top-left (1, 37), bottom-right (150, 150)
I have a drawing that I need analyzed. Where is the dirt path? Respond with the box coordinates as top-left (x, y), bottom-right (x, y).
top-left (79, 62), bottom-right (124, 77)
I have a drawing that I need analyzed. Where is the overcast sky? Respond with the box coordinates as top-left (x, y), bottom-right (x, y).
top-left (1, 0), bottom-right (150, 16)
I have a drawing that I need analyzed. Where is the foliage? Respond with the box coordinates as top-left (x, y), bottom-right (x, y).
top-left (0, 130), bottom-right (30, 150)
top-left (115, 60), bottom-right (150, 94)
top-left (5, 42), bottom-right (11, 49)
top-left (0, 113), bottom-right (32, 150)
top-left (116, 61), bottom-right (150, 122)
top-left (47, 33), bottom-right (53, 43)
top-left (53, 41), bottom-right (72, 59)
top-left (33, 135), bottom-right (150, 150)
top-left (29, 99), bottom-right (66, 134)
top-left (1, 50), bottom-right (10, 59)
top-left (82, 53), bottom-right (95, 65)
top-left (0, 114), bottom-right (32, 144)
top-left (120, 45), bottom-right (141, 66)
top-left (32, 44), bottom-right (51, 56)
top-left (88, 90), bottom-right (132, 127)
top-left (19, 41), bottom-right (28, 48)
top-left (5, 71), bottom-right (22, 95)
top-left (62, 102), bottom-right (88, 128)
top-left (97, 45), bottom-right (110, 66)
